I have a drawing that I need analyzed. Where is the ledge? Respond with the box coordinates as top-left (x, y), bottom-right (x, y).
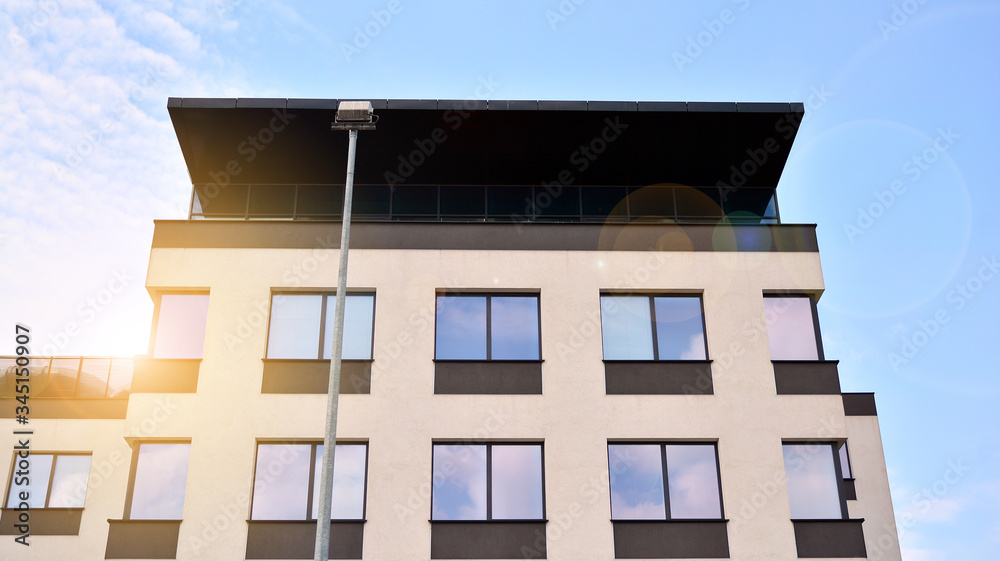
top-left (605, 361), bottom-right (713, 395)
top-left (0, 508), bottom-right (83, 535)
top-left (261, 359), bottom-right (371, 394)
top-left (131, 358), bottom-right (200, 393)
top-left (611, 519), bottom-right (730, 558)
top-left (105, 519), bottom-right (182, 559)
top-left (152, 221), bottom-right (819, 252)
top-left (772, 361), bottom-right (841, 395)
top-left (0, 398), bottom-right (128, 419)
top-left (430, 520), bottom-right (547, 559)
top-left (792, 519), bottom-right (867, 558)
top-left (245, 520), bottom-right (364, 559)
top-left (434, 361), bottom-right (543, 394)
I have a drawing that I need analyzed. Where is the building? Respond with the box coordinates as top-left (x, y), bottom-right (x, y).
top-left (1, 98), bottom-right (903, 560)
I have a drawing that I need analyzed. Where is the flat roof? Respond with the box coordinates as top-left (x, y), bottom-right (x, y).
top-left (167, 98), bottom-right (805, 187)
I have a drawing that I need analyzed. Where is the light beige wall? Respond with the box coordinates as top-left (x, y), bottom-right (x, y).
top-left (0, 246), bottom-right (901, 560)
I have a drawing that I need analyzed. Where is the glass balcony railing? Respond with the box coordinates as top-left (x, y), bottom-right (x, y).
top-left (189, 183), bottom-right (780, 224)
top-left (0, 357), bottom-right (133, 399)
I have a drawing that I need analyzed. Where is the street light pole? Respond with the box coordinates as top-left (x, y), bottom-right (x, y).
top-left (315, 102), bottom-right (375, 561)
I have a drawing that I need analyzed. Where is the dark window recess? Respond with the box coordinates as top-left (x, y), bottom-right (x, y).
top-left (392, 185), bottom-right (438, 217)
top-left (296, 185), bottom-right (344, 218)
top-left (248, 185), bottom-right (295, 216)
top-left (440, 186), bottom-right (486, 217)
top-left (582, 186), bottom-right (628, 220)
top-left (487, 186), bottom-right (533, 220)
top-left (352, 185), bottom-right (390, 217)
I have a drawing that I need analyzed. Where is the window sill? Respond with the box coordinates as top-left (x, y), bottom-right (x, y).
top-left (0, 508), bottom-right (83, 535)
top-left (131, 358), bottom-right (201, 393)
top-left (105, 519), bottom-right (182, 559)
top-left (611, 519), bottom-right (730, 558)
top-left (434, 361), bottom-right (543, 394)
top-left (261, 359), bottom-right (372, 394)
top-left (772, 360), bottom-right (841, 395)
top-left (604, 360), bottom-right (714, 395)
top-left (430, 520), bottom-right (547, 559)
top-left (791, 518), bottom-right (867, 558)
top-left (245, 520), bottom-right (364, 559)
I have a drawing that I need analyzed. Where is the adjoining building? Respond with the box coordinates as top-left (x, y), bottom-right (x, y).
top-left (1, 98), bottom-right (902, 560)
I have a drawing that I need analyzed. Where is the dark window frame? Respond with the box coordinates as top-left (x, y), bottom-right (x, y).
top-left (4, 452), bottom-right (92, 509)
top-left (248, 441), bottom-right (369, 522)
top-left (600, 293), bottom-right (710, 361)
top-left (265, 292), bottom-right (377, 360)
top-left (607, 441), bottom-right (725, 521)
top-left (763, 293), bottom-right (826, 361)
top-left (434, 293), bottom-right (543, 361)
top-left (122, 440), bottom-right (191, 521)
top-left (430, 442), bottom-right (547, 522)
top-left (782, 440), bottom-right (850, 520)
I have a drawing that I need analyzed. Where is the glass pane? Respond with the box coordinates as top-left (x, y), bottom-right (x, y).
top-left (252, 444), bottom-right (311, 520)
top-left (392, 186), bottom-right (438, 216)
top-left (352, 185), bottom-right (390, 217)
top-left (722, 188), bottom-right (776, 219)
top-left (487, 186), bottom-right (533, 219)
top-left (0, 358), bottom-right (17, 398)
top-left (665, 445), bottom-right (721, 519)
top-left (492, 445), bottom-right (543, 519)
top-left (76, 358), bottom-right (111, 398)
top-left (323, 295), bottom-right (375, 360)
top-left (39, 358), bottom-right (80, 398)
top-left (435, 297), bottom-right (487, 360)
top-left (654, 297), bottom-right (706, 360)
top-left (783, 444), bottom-right (843, 519)
top-left (534, 186), bottom-right (579, 217)
top-left (440, 186), bottom-right (485, 216)
top-left (432, 445), bottom-right (487, 520)
top-left (194, 184), bottom-right (248, 217)
top-left (47, 455), bottom-right (92, 507)
top-left (676, 187), bottom-right (723, 219)
top-left (312, 444), bottom-right (367, 519)
top-left (107, 359), bottom-right (134, 398)
top-left (608, 444), bottom-right (665, 519)
top-left (628, 186), bottom-right (674, 219)
top-left (267, 295), bottom-right (322, 359)
top-left (490, 296), bottom-right (540, 360)
top-left (839, 443), bottom-right (852, 479)
top-left (129, 444), bottom-right (191, 519)
top-left (6, 454), bottom-right (53, 508)
top-left (582, 187), bottom-right (628, 219)
top-left (248, 185), bottom-right (295, 216)
top-left (600, 296), bottom-right (654, 360)
top-left (764, 297), bottom-right (819, 360)
top-left (153, 295), bottom-right (210, 359)
top-left (296, 185), bottom-right (344, 218)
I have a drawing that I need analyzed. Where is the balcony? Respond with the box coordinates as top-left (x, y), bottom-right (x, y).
top-left (0, 357), bottom-right (133, 419)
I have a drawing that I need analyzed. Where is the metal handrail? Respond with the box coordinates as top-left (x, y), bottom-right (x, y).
top-left (0, 356), bottom-right (134, 399)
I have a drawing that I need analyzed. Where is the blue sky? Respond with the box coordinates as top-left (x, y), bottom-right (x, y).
top-left (1, 1), bottom-right (997, 558)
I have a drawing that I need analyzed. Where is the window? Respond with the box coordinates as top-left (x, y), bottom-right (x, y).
top-left (838, 443), bottom-right (852, 480)
top-left (126, 443), bottom-right (191, 520)
top-left (153, 294), bottom-right (210, 359)
top-left (266, 293), bottom-right (375, 360)
top-left (250, 443), bottom-right (367, 520)
top-left (431, 443), bottom-right (544, 520)
top-left (6, 453), bottom-right (91, 508)
top-left (435, 295), bottom-right (540, 360)
top-left (600, 295), bottom-right (707, 360)
top-left (782, 443), bottom-right (847, 519)
top-left (763, 295), bottom-right (822, 360)
top-left (608, 443), bottom-right (723, 520)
